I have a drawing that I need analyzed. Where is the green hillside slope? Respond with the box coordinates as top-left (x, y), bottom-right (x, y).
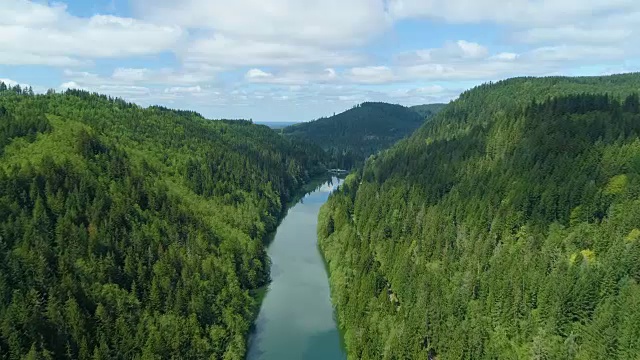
top-left (0, 83), bottom-right (326, 359)
top-left (319, 74), bottom-right (640, 359)
top-left (283, 102), bottom-right (440, 169)
top-left (410, 103), bottom-right (447, 119)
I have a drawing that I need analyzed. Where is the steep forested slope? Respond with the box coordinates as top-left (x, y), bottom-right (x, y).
top-left (319, 74), bottom-right (640, 359)
top-left (0, 83), bottom-right (326, 359)
top-left (283, 102), bottom-right (439, 169)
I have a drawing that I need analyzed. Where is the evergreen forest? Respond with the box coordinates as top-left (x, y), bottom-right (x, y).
top-left (410, 104), bottom-right (447, 120)
top-left (283, 102), bottom-right (442, 169)
top-left (0, 82), bottom-right (327, 359)
top-left (319, 73), bottom-right (640, 359)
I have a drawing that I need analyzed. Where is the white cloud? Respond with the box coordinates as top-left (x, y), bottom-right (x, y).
top-left (347, 66), bottom-right (396, 84)
top-left (134, 0), bottom-right (391, 47)
top-left (325, 68), bottom-right (338, 79)
top-left (60, 81), bottom-right (84, 90)
top-left (164, 85), bottom-right (203, 94)
top-left (0, 79), bottom-right (18, 87)
top-left (62, 66), bottom-right (218, 90)
top-left (0, 0), bottom-right (183, 66)
top-left (412, 85), bottom-right (446, 94)
top-left (63, 70), bottom-right (105, 84)
top-left (349, 38), bottom-right (632, 84)
top-left (1, 1), bottom-right (67, 26)
top-left (0, 78), bottom-right (30, 88)
top-left (245, 69), bottom-right (274, 80)
top-left (517, 26), bottom-right (633, 45)
top-left (456, 40), bottom-right (489, 59)
top-left (491, 52), bottom-right (519, 61)
top-left (386, 0), bottom-right (640, 68)
top-left (245, 68), bottom-right (339, 85)
top-left (183, 33), bottom-right (363, 67)
top-left (525, 45), bottom-right (625, 62)
top-left (0, 52), bottom-right (86, 67)
top-left (112, 68), bottom-right (151, 82)
top-left (375, 55), bottom-right (538, 82)
top-left (395, 40), bottom-right (489, 65)
top-left (387, 0), bottom-right (639, 26)
top-left (348, 41), bottom-right (524, 83)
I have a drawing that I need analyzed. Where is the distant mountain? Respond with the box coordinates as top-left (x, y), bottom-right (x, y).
top-left (410, 103), bottom-right (447, 118)
top-left (283, 102), bottom-right (441, 168)
top-left (256, 121), bottom-right (300, 129)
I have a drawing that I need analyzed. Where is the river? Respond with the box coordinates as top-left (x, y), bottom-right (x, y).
top-left (247, 177), bottom-right (346, 360)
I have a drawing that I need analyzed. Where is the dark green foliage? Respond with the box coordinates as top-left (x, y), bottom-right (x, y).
top-left (319, 73), bottom-right (640, 359)
top-left (0, 94), bottom-right (50, 155)
top-left (283, 102), bottom-right (441, 169)
top-left (0, 82), bottom-right (326, 359)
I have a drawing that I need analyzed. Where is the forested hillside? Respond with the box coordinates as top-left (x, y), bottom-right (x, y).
top-left (319, 74), bottom-right (640, 359)
top-left (0, 82), bottom-right (326, 359)
top-left (410, 103), bottom-right (447, 119)
top-left (283, 102), bottom-right (440, 169)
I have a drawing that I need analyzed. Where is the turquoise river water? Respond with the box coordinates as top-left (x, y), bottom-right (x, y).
top-left (247, 178), bottom-right (346, 360)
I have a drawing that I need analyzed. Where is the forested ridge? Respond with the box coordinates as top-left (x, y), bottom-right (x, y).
top-left (0, 82), bottom-right (327, 359)
top-left (410, 104), bottom-right (447, 119)
top-left (283, 102), bottom-right (442, 169)
top-left (319, 74), bottom-right (640, 359)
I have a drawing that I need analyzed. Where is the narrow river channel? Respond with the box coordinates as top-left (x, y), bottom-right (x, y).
top-left (247, 177), bottom-right (346, 360)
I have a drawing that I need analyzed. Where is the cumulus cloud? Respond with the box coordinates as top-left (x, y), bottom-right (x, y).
top-left (343, 38), bottom-right (633, 85)
top-left (134, 0), bottom-right (391, 46)
top-left (347, 66), bottom-right (396, 84)
top-left (343, 41), bottom-right (522, 84)
top-left (183, 33), bottom-right (364, 67)
top-left (0, 0), bottom-right (183, 66)
top-left (62, 67), bottom-right (218, 91)
top-left (491, 53), bottom-right (519, 61)
top-left (395, 40), bottom-right (489, 65)
top-left (245, 68), bottom-right (339, 85)
top-left (0, 52), bottom-right (85, 67)
top-left (525, 45), bottom-right (626, 62)
top-left (387, 0), bottom-right (639, 26)
top-left (118, 64), bottom-right (222, 86)
top-left (245, 69), bottom-right (274, 81)
top-left (516, 26), bottom-right (633, 45)
top-left (112, 68), bottom-right (151, 82)
top-left (164, 86), bottom-right (203, 94)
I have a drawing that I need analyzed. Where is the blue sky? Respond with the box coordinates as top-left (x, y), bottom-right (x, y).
top-left (1, 0), bottom-right (639, 122)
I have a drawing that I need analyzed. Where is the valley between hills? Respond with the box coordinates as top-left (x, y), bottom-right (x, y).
top-left (1, 73), bottom-right (640, 359)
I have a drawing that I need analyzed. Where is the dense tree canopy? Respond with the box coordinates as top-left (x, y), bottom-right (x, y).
top-left (319, 74), bottom-right (640, 359)
top-left (410, 104), bottom-right (447, 119)
top-left (283, 102), bottom-right (442, 169)
top-left (0, 82), bottom-right (327, 359)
